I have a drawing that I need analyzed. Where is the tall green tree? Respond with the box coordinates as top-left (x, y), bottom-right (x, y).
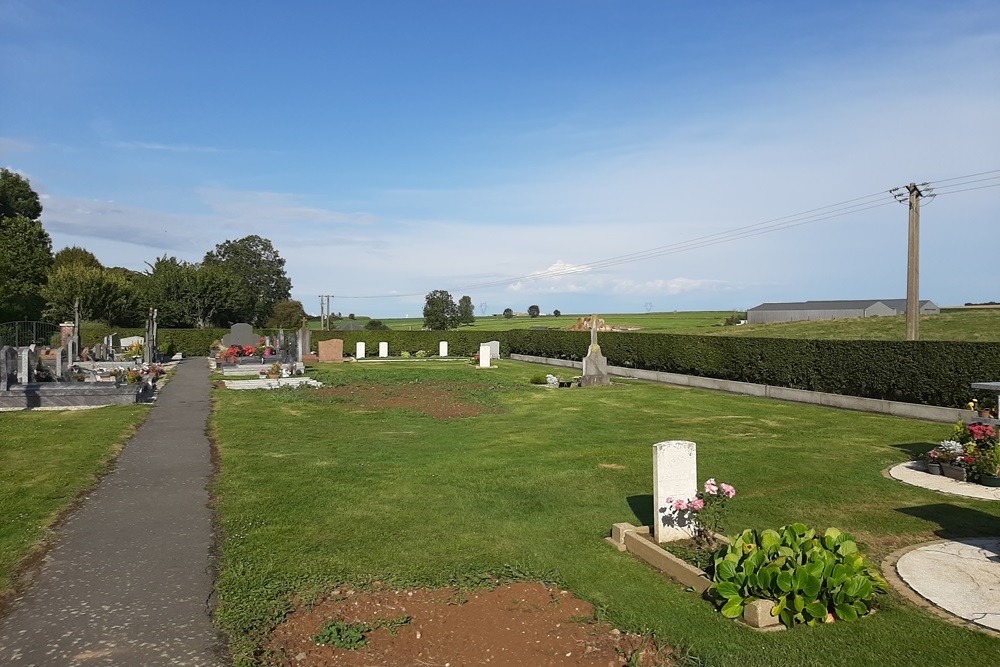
top-left (42, 264), bottom-right (139, 325)
top-left (528, 304), bottom-right (540, 318)
top-left (503, 308), bottom-right (514, 319)
top-left (0, 169), bottom-right (52, 321)
top-left (266, 299), bottom-right (307, 329)
top-left (457, 295), bottom-right (475, 325)
top-left (203, 235), bottom-right (291, 325)
top-left (52, 246), bottom-right (103, 271)
top-left (423, 290), bottom-right (460, 330)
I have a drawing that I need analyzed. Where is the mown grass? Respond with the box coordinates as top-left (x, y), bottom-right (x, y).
top-left (211, 360), bottom-right (1000, 666)
top-left (707, 308), bottom-right (1000, 342)
top-left (0, 405), bottom-right (150, 595)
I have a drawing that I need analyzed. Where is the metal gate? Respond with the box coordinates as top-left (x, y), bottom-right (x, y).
top-left (0, 321), bottom-right (61, 348)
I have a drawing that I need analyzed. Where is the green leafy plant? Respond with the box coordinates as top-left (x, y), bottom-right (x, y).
top-left (710, 524), bottom-right (888, 627)
top-left (312, 615), bottom-right (412, 650)
top-left (529, 374), bottom-right (548, 385)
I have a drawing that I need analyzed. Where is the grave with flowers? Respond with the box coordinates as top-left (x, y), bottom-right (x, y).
top-left (608, 439), bottom-right (889, 630)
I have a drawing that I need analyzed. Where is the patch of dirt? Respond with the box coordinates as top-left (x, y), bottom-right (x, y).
top-left (598, 464), bottom-right (626, 470)
top-left (265, 582), bottom-right (674, 666)
top-left (319, 382), bottom-right (499, 420)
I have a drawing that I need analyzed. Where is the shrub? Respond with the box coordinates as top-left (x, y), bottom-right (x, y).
top-left (529, 374), bottom-right (548, 385)
top-left (710, 525), bottom-right (888, 627)
top-left (415, 350), bottom-right (428, 358)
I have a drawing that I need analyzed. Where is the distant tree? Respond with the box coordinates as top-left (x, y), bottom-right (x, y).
top-left (0, 215), bottom-right (52, 321)
top-left (52, 246), bottom-right (102, 271)
top-left (0, 168), bottom-right (43, 221)
top-left (203, 235), bottom-right (291, 325)
top-left (42, 264), bottom-right (139, 325)
top-left (348, 313), bottom-right (355, 320)
top-left (503, 308), bottom-right (514, 319)
top-left (457, 295), bottom-right (475, 325)
top-left (423, 290), bottom-right (460, 330)
top-left (364, 319), bottom-right (389, 330)
top-left (553, 309), bottom-right (561, 317)
top-left (528, 304), bottom-right (540, 318)
top-left (266, 299), bottom-right (307, 329)
top-left (0, 169), bottom-right (52, 320)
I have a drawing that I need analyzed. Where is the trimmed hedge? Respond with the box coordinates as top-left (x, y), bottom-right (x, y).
top-left (319, 329), bottom-right (1000, 408)
top-left (80, 325), bottom-right (229, 358)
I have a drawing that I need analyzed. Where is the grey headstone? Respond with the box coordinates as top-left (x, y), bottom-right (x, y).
top-left (19, 348), bottom-right (33, 384)
top-left (54, 346), bottom-right (63, 379)
top-left (221, 323), bottom-right (258, 348)
top-left (0, 345), bottom-right (15, 390)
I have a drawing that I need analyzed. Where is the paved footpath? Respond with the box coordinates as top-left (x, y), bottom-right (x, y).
top-left (0, 358), bottom-right (226, 666)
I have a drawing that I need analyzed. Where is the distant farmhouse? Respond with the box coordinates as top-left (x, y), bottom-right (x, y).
top-left (747, 299), bottom-right (940, 324)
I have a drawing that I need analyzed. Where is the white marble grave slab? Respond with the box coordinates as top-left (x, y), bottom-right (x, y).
top-left (653, 440), bottom-right (698, 543)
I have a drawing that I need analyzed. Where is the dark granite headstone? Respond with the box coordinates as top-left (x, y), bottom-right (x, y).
top-left (221, 323), bottom-right (258, 348)
top-left (1, 345), bottom-right (15, 390)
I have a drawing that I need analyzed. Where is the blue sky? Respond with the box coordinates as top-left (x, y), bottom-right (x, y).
top-left (2, 1), bottom-right (998, 318)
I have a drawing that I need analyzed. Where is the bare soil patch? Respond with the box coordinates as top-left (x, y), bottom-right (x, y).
top-left (319, 382), bottom-right (498, 420)
top-left (265, 582), bottom-right (673, 666)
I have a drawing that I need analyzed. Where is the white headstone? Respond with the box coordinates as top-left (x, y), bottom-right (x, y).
top-left (378, 342), bottom-right (389, 358)
top-left (479, 343), bottom-right (491, 368)
top-left (488, 340), bottom-right (500, 360)
top-left (439, 341), bottom-right (448, 357)
top-left (653, 440), bottom-right (698, 543)
top-left (356, 341), bottom-right (366, 358)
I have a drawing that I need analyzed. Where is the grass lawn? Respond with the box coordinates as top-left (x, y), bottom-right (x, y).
top-left (313, 308), bottom-right (1000, 340)
top-left (0, 405), bottom-right (150, 595)
top-left (315, 311), bottom-right (741, 334)
top-left (211, 360), bottom-right (1000, 666)
top-left (705, 307), bottom-right (1000, 342)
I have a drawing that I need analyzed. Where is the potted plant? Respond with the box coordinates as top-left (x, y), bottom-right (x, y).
top-left (974, 447), bottom-right (1000, 487)
top-left (933, 440), bottom-right (968, 481)
top-left (923, 450), bottom-right (943, 475)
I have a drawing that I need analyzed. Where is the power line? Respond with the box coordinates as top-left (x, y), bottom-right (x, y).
top-left (335, 174), bottom-right (996, 299)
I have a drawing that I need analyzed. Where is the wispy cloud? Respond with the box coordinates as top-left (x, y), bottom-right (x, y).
top-left (106, 140), bottom-right (224, 154)
top-left (0, 137), bottom-right (34, 155)
top-left (506, 261), bottom-right (725, 295)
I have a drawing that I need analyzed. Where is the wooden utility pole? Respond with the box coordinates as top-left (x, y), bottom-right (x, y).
top-left (905, 183), bottom-right (923, 341)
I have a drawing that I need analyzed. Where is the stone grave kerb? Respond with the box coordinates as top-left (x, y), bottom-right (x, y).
top-left (653, 440), bottom-right (699, 543)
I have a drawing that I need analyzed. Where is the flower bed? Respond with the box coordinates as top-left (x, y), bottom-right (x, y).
top-left (923, 421), bottom-right (999, 485)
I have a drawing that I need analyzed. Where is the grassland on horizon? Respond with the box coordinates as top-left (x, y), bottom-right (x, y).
top-left (312, 307), bottom-right (1000, 341)
top-left (211, 360), bottom-right (1000, 666)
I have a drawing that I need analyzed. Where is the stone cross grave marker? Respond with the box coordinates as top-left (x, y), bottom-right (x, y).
top-left (479, 343), bottom-right (492, 368)
top-left (356, 341), bottom-right (366, 358)
top-left (221, 323), bottom-right (258, 348)
top-left (378, 341), bottom-right (389, 358)
top-left (653, 440), bottom-right (698, 543)
top-left (581, 314), bottom-right (610, 387)
top-left (439, 341), bottom-right (448, 357)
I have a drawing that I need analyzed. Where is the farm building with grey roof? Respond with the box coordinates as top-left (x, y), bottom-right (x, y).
top-left (747, 299), bottom-right (939, 324)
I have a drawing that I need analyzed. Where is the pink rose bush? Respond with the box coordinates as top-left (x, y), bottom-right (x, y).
top-left (664, 477), bottom-right (737, 550)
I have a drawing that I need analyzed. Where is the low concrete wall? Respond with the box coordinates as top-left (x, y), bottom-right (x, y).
top-left (510, 354), bottom-right (974, 424)
top-left (0, 382), bottom-right (154, 409)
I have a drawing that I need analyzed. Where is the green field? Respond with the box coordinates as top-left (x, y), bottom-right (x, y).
top-left (211, 360), bottom-right (1000, 666)
top-left (312, 307), bottom-right (1000, 341)
top-left (0, 405), bottom-right (149, 595)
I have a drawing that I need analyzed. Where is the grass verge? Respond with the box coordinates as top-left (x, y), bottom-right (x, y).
top-left (0, 405), bottom-right (150, 597)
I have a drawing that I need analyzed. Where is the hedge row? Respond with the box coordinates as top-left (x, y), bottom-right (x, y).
top-left (317, 329), bottom-right (1000, 408)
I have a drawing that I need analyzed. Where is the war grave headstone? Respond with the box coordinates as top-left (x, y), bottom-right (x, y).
top-left (318, 339), bottom-right (344, 363)
top-left (487, 340), bottom-right (500, 360)
top-left (439, 341), bottom-right (448, 357)
top-left (479, 343), bottom-right (492, 368)
top-left (379, 342), bottom-right (389, 358)
top-left (356, 341), bottom-right (366, 358)
top-left (653, 440), bottom-right (698, 543)
top-left (581, 314), bottom-right (610, 387)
